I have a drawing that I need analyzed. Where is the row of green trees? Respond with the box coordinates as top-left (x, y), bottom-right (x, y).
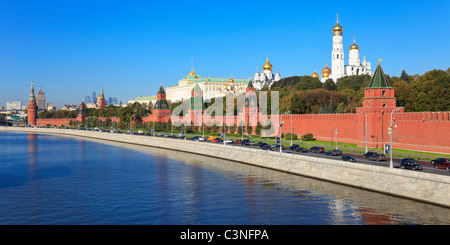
top-left (269, 67), bottom-right (450, 114)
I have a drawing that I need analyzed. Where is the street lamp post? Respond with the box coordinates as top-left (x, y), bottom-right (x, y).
top-left (129, 115), bottom-right (133, 135)
top-left (335, 128), bottom-right (338, 150)
top-left (279, 120), bottom-right (284, 153)
top-left (389, 108), bottom-right (401, 168)
top-left (359, 111), bottom-right (368, 153)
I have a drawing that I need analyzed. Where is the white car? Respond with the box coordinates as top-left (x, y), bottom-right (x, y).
top-left (224, 139), bottom-right (234, 144)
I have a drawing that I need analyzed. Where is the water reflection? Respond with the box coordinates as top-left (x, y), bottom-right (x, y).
top-left (82, 136), bottom-right (450, 225)
top-left (1, 132), bottom-right (449, 225)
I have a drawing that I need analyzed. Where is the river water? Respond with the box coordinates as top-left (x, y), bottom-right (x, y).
top-left (0, 131), bottom-right (448, 225)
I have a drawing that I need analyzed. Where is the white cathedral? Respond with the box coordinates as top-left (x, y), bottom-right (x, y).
top-left (315, 15), bottom-right (373, 83)
top-left (253, 57), bottom-right (281, 90)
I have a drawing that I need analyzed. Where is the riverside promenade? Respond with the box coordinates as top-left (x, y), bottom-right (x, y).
top-left (2, 126), bottom-right (449, 208)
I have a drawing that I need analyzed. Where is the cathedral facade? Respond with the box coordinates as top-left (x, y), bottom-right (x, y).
top-left (253, 57), bottom-right (281, 89)
top-left (318, 15), bottom-right (373, 83)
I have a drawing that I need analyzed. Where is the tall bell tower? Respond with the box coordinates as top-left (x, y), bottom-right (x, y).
top-left (330, 14), bottom-right (345, 82)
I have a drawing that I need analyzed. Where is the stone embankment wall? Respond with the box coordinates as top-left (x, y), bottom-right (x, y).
top-left (2, 126), bottom-right (449, 208)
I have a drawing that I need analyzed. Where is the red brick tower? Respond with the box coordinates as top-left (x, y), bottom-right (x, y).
top-left (190, 84), bottom-right (205, 127)
top-left (27, 80), bottom-right (37, 126)
top-left (356, 61), bottom-right (403, 149)
top-left (245, 81), bottom-right (258, 129)
top-left (77, 100), bottom-right (88, 122)
top-left (153, 85), bottom-right (171, 122)
top-left (97, 85), bottom-right (106, 109)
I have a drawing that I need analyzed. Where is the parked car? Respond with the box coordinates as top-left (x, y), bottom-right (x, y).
top-left (224, 139), bottom-right (234, 144)
top-left (257, 142), bottom-right (269, 147)
top-left (398, 158), bottom-right (422, 171)
top-left (190, 136), bottom-right (201, 141)
top-left (325, 150), bottom-right (342, 156)
top-left (310, 147), bottom-right (325, 153)
top-left (341, 155), bottom-right (356, 162)
top-left (433, 161), bottom-right (450, 171)
top-left (431, 158), bottom-right (449, 165)
top-left (235, 140), bottom-right (243, 144)
top-left (295, 147), bottom-right (308, 153)
top-left (262, 145), bottom-right (274, 151)
top-left (212, 138), bottom-right (223, 143)
top-left (240, 139), bottom-right (250, 145)
top-left (363, 152), bottom-right (377, 158)
top-left (271, 144), bottom-right (285, 150)
top-left (176, 133), bottom-right (184, 138)
top-left (368, 153), bottom-right (386, 161)
top-left (289, 144), bottom-right (300, 150)
top-left (431, 158), bottom-right (450, 171)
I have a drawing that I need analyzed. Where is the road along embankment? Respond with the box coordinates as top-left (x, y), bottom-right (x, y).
top-left (2, 126), bottom-right (450, 208)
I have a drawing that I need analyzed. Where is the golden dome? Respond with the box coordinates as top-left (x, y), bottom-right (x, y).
top-left (333, 23), bottom-right (343, 33)
top-left (350, 37), bottom-right (359, 50)
top-left (263, 57), bottom-right (273, 71)
top-left (322, 64), bottom-right (331, 78)
top-left (333, 14), bottom-right (343, 33)
top-left (229, 77), bottom-right (234, 83)
top-left (311, 69), bottom-right (319, 78)
top-left (350, 42), bottom-right (359, 50)
top-left (188, 68), bottom-right (196, 75)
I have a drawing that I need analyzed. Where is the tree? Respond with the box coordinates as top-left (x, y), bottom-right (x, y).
top-left (323, 79), bottom-right (337, 91)
top-left (400, 70), bottom-right (410, 83)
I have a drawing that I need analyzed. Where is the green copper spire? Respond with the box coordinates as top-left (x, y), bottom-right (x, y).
top-left (29, 80), bottom-right (36, 101)
top-left (367, 60), bottom-right (391, 88)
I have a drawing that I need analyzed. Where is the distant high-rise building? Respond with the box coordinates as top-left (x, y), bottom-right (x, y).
top-left (6, 101), bottom-right (22, 110)
top-left (36, 86), bottom-right (47, 111)
top-left (84, 95), bottom-right (91, 103)
top-left (108, 97), bottom-right (118, 105)
top-left (92, 91), bottom-right (97, 104)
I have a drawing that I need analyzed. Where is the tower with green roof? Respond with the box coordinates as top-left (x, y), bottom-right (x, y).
top-left (190, 84), bottom-right (205, 127)
top-left (356, 60), bottom-right (403, 150)
top-left (362, 60), bottom-right (397, 109)
top-left (153, 85), bottom-right (171, 122)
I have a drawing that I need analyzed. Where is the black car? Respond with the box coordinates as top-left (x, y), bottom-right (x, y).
top-left (295, 147), bottom-right (308, 153)
top-left (289, 144), bottom-right (300, 150)
top-left (271, 144), bottom-right (285, 150)
top-left (368, 153), bottom-right (386, 161)
top-left (325, 149), bottom-right (342, 156)
top-left (398, 158), bottom-right (422, 171)
top-left (257, 142), bottom-right (269, 147)
top-left (240, 139), bottom-right (250, 145)
top-left (341, 155), bottom-right (356, 162)
top-left (363, 152), bottom-right (377, 158)
top-left (262, 145), bottom-right (274, 151)
top-left (310, 147), bottom-right (325, 153)
top-left (431, 158), bottom-right (449, 165)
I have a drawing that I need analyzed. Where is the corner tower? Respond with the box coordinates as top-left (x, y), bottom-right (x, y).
top-left (27, 80), bottom-right (38, 126)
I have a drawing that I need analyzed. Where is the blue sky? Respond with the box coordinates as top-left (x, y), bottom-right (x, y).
top-left (0, 0), bottom-right (449, 108)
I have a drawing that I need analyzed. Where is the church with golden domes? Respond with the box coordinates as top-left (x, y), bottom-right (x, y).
top-left (314, 15), bottom-right (373, 83)
top-left (253, 57), bottom-right (281, 90)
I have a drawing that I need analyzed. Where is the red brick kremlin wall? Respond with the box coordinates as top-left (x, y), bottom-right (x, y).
top-left (35, 110), bottom-right (450, 154)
